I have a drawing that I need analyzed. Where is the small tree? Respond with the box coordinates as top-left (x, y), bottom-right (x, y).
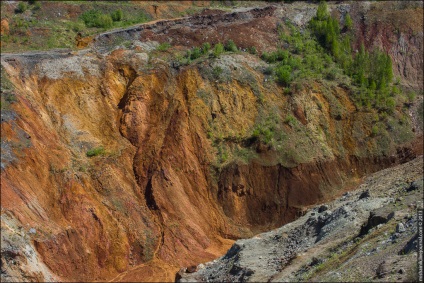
top-left (316, 1), bottom-right (329, 20)
top-left (213, 43), bottom-right (224, 58)
top-left (190, 47), bottom-right (202, 60)
top-left (344, 14), bottom-right (353, 30)
top-left (224, 39), bottom-right (238, 52)
top-left (201, 42), bottom-right (211, 54)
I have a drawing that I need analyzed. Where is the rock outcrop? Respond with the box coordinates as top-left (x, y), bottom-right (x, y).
top-left (178, 157), bottom-right (423, 282)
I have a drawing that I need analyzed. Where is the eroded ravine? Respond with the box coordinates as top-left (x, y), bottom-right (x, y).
top-left (1, 1), bottom-right (423, 282)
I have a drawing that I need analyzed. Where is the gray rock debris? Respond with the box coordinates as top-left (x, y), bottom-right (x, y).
top-left (396, 223), bottom-right (406, 233)
top-left (178, 157), bottom-right (422, 282)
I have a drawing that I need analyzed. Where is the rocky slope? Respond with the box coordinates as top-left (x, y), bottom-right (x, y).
top-left (1, 1), bottom-right (423, 282)
top-left (177, 156), bottom-right (423, 282)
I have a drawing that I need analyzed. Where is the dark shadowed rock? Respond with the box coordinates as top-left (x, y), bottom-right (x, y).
top-left (406, 178), bottom-right (423, 192)
top-left (359, 190), bottom-right (370, 199)
top-left (399, 234), bottom-right (418, 255)
top-left (310, 257), bottom-right (322, 266)
top-left (186, 265), bottom-right (197, 273)
top-left (318, 205), bottom-right (328, 213)
top-left (360, 207), bottom-right (395, 236)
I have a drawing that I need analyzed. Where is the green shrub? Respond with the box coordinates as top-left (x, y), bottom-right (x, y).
top-left (111, 10), bottom-right (123, 22)
top-left (212, 66), bottom-right (223, 80)
top-left (156, 42), bottom-right (171, 51)
top-left (284, 114), bottom-right (297, 126)
top-left (252, 126), bottom-right (274, 144)
top-left (263, 66), bottom-right (274, 75)
top-left (326, 68), bottom-right (338, 80)
top-left (201, 42), bottom-right (211, 54)
top-left (213, 43), bottom-right (224, 57)
top-left (407, 92), bottom-right (416, 102)
top-left (67, 21), bottom-right (85, 33)
top-left (96, 14), bottom-right (113, 28)
top-left (275, 64), bottom-right (292, 86)
top-left (224, 40), bottom-right (238, 52)
top-left (261, 52), bottom-right (275, 63)
top-left (80, 10), bottom-right (101, 27)
top-left (86, 146), bottom-right (105, 157)
top-left (183, 50), bottom-right (192, 64)
top-left (344, 14), bottom-right (353, 30)
top-left (32, 1), bottom-right (41, 10)
top-left (251, 114), bottom-right (282, 146)
top-left (248, 46), bottom-right (257, 55)
top-left (261, 49), bottom-right (289, 64)
top-left (234, 147), bottom-right (256, 164)
top-left (15, 2), bottom-right (28, 13)
top-left (386, 97), bottom-right (396, 112)
top-left (392, 86), bottom-right (401, 96)
top-left (190, 47), bottom-right (202, 60)
top-left (371, 125), bottom-right (379, 136)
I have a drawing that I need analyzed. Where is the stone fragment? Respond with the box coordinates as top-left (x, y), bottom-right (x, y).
top-left (359, 190), bottom-right (370, 199)
top-left (396, 223), bottom-right (405, 233)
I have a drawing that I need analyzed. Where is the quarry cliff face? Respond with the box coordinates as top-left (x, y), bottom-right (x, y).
top-left (1, 2), bottom-right (422, 282)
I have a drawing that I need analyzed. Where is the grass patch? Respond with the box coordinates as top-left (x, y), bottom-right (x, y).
top-left (86, 146), bottom-right (105, 157)
top-left (1, 2), bottom-right (154, 52)
top-left (156, 42), bottom-right (171, 51)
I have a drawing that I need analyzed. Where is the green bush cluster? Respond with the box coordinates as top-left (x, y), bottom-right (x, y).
top-left (309, 1), bottom-right (395, 110)
top-left (351, 45), bottom-right (393, 90)
top-left (261, 49), bottom-right (289, 64)
top-left (284, 114), bottom-right (297, 126)
top-left (179, 40), bottom-right (247, 65)
top-left (260, 24), bottom-right (330, 87)
top-left (252, 114), bottom-right (281, 145)
top-left (182, 42), bottom-right (211, 61)
top-left (80, 9), bottom-right (124, 29)
top-left (310, 2), bottom-right (343, 59)
top-left (80, 10), bottom-right (113, 28)
top-left (180, 41), bottom-right (231, 65)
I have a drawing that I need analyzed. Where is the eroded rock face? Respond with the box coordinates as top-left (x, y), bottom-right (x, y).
top-left (178, 158), bottom-right (423, 282)
top-left (0, 2), bottom-right (422, 282)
